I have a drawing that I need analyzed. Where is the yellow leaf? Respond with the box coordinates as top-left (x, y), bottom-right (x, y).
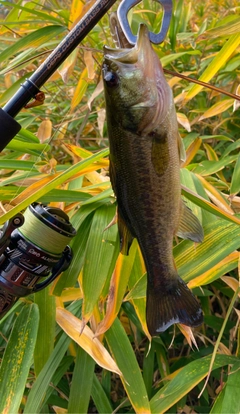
top-left (56, 307), bottom-right (122, 376)
top-left (188, 251), bottom-right (239, 288)
top-left (95, 244), bottom-right (137, 337)
top-left (37, 118), bottom-right (52, 143)
top-left (221, 275), bottom-right (240, 296)
top-left (97, 108), bottom-right (106, 138)
top-left (87, 79), bottom-right (104, 110)
top-left (185, 34), bottom-right (240, 101)
top-left (196, 174), bottom-right (234, 214)
top-left (182, 137), bottom-right (202, 167)
top-left (60, 288), bottom-right (83, 302)
top-left (11, 175), bottom-right (59, 205)
top-left (178, 324), bottom-right (198, 349)
top-left (68, 0), bottom-right (95, 30)
top-left (71, 67), bottom-right (88, 110)
top-left (199, 99), bottom-right (234, 120)
top-left (84, 50), bottom-right (95, 80)
top-left (58, 49), bottom-right (78, 83)
top-left (177, 112), bottom-right (191, 132)
top-left (68, 0), bottom-right (84, 29)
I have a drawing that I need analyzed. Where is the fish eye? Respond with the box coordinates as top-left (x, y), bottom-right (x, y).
top-left (104, 71), bottom-right (119, 87)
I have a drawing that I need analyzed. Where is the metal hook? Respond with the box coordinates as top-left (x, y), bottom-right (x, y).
top-left (117, 0), bottom-right (172, 45)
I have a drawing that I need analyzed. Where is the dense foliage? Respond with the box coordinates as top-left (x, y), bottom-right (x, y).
top-left (0, 0), bottom-right (240, 413)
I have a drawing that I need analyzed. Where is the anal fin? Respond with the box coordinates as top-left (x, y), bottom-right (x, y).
top-left (176, 201), bottom-right (204, 243)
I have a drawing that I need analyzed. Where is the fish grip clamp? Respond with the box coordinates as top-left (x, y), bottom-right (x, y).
top-left (117, 0), bottom-right (172, 45)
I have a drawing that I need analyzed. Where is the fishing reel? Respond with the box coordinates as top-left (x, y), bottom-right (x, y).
top-left (0, 203), bottom-right (76, 318)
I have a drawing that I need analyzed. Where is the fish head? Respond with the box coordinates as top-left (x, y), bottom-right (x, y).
top-left (103, 24), bottom-right (171, 134)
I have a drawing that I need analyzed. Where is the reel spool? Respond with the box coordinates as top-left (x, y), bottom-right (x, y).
top-left (0, 203), bottom-right (76, 318)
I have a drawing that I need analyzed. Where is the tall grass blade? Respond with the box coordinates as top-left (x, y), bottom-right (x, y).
top-left (0, 304), bottom-right (39, 414)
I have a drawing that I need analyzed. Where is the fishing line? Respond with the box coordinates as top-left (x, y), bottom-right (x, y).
top-left (18, 204), bottom-right (75, 255)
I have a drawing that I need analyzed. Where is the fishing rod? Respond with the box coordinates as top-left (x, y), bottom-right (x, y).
top-left (0, 0), bottom-right (118, 153)
top-left (0, 0), bottom-right (121, 317)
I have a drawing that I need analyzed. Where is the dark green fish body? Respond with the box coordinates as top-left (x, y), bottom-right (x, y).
top-left (103, 25), bottom-right (203, 335)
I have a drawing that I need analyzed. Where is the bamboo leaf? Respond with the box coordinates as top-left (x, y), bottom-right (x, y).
top-left (185, 34), bottom-right (240, 100)
top-left (230, 153), bottom-right (240, 196)
top-left (24, 302), bottom-right (81, 414)
top-left (53, 206), bottom-right (95, 295)
top-left (37, 119), bottom-right (52, 142)
top-left (71, 67), bottom-right (88, 110)
top-left (0, 304), bottom-right (39, 414)
top-left (182, 137), bottom-right (202, 166)
top-left (150, 355), bottom-right (240, 413)
top-left (127, 244), bottom-right (150, 339)
top-left (34, 287), bottom-right (56, 376)
top-left (175, 219), bottom-right (240, 283)
top-left (126, 219), bottom-right (240, 300)
top-left (161, 50), bottom-right (201, 67)
top-left (199, 99), bottom-right (234, 120)
top-left (91, 374), bottom-right (113, 414)
top-left (68, 0), bottom-right (84, 29)
top-left (0, 25), bottom-right (66, 64)
top-left (188, 252), bottom-right (239, 288)
top-left (6, 140), bottom-right (51, 155)
top-left (68, 346), bottom-right (95, 414)
top-left (182, 185), bottom-right (240, 226)
top-left (193, 154), bottom-right (237, 176)
top-left (210, 363), bottom-right (240, 413)
top-left (82, 203), bottom-right (119, 322)
top-left (105, 317), bottom-right (151, 414)
top-left (0, 147), bottom-right (109, 225)
top-left (95, 241), bottom-right (138, 336)
top-left (56, 307), bottom-right (122, 375)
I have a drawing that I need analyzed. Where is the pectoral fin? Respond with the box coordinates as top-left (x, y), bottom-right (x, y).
top-left (118, 208), bottom-right (134, 255)
top-left (176, 201), bottom-right (204, 243)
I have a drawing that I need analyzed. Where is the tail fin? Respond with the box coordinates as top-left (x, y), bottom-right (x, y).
top-left (146, 277), bottom-right (203, 335)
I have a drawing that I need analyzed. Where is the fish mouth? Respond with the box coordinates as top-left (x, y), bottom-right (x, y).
top-left (103, 24), bottom-right (153, 65)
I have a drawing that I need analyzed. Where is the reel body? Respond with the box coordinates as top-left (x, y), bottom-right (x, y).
top-left (0, 203), bottom-right (76, 317)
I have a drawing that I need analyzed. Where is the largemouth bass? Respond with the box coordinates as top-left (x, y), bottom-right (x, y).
top-left (103, 24), bottom-right (204, 335)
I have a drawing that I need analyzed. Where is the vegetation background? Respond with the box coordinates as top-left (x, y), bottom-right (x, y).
top-left (0, 0), bottom-right (240, 412)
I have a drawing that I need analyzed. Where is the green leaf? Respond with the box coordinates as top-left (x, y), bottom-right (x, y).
top-left (82, 203), bottom-right (119, 321)
top-left (126, 218), bottom-right (240, 299)
top-left (185, 33), bottom-right (240, 100)
top-left (0, 147), bottom-right (109, 225)
top-left (210, 363), bottom-right (240, 413)
top-left (182, 186), bottom-right (240, 226)
top-left (68, 346), bottom-right (95, 414)
top-left (0, 25), bottom-right (66, 63)
top-left (34, 287), bottom-right (56, 376)
top-left (6, 140), bottom-right (50, 155)
top-left (0, 304), bottom-right (39, 414)
top-left (150, 354), bottom-right (240, 413)
top-left (230, 153), bottom-right (240, 195)
top-left (1, 1), bottom-right (64, 25)
top-left (0, 159), bottom-right (37, 171)
top-left (53, 207), bottom-right (95, 295)
top-left (105, 317), bottom-right (151, 414)
top-left (193, 154), bottom-right (237, 176)
top-left (161, 50), bottom-right (201, 67)
top-left (91, 374), bottom-right (113, 414)
top-left (23, 302), bottom-right (81, 413)
top-left (175, 219), bottom-right (240, 283)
